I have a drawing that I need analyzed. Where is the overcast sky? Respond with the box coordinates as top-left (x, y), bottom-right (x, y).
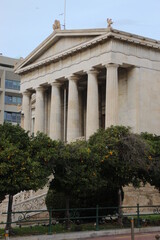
top-left (1, 0), bottom-right (160, 59)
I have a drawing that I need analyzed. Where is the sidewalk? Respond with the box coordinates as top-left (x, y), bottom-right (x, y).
top-left (8, 226), bottom-right (160, 240)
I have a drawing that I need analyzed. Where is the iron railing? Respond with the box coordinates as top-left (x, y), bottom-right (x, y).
top-left (0, 204), bottom-right (160, 235)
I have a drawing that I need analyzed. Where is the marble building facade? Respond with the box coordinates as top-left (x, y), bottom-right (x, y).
top-left (13, 25), bottom-right (160, 209)
top-left (15, 27), bottom-right (160, 140)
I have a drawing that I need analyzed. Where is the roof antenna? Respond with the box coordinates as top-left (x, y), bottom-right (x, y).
top-left (64, 0), bottom-right (66, 30)
top-left (59, 0), bottom-right (66, 30)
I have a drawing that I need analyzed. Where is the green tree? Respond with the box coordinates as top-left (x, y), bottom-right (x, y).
top-left (88, 126), bottom-right (149, 221)
top-left (48, 140), bottom-right (100, 228)
top-left (48, 126), bottom-right (149, 226)
top-left (141, 132), bottom-right (160, 191)
top-left (0, 123), bottom-right (54, 232)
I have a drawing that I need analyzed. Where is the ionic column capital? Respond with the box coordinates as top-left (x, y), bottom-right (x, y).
top-left (50, 82), bottom-right (61, 88)
top-left (87, 68), bottom-right (99, 75)
top-left (35, 86), bottom-right (45, 92)
top-left (23, 90), bottom-right (32, 97)
top-left (67, 75), bottom-right (79, 82)
top-left (105, 63), bottom-right (119, 69)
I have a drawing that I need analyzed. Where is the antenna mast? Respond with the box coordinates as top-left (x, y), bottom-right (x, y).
top-left (64, 0), bottom-right (66, 29)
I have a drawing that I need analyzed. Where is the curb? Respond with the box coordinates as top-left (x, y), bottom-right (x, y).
top-left (9, 226), bottom-right (160, 240)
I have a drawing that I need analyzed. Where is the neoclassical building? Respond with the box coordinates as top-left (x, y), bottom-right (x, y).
top-left (12, 24), bottom-right (160, 211)
top-left (15, 25), bottom-right (160, 140)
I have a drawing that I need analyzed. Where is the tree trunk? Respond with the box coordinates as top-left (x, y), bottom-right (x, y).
top-left (65, 195), bottom-right (70, 230)
top-left (118, 188), bottom-right (123, 226)
top-left (5, 194), bottom-right (13, 233)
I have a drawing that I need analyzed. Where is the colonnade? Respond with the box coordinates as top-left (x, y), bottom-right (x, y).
top-left (22, 63), bottom-right (119, 141)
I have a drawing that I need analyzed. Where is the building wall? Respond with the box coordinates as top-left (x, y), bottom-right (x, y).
top-left (0, 56), bottom-right (22, 125)
top-left (138, 68), bottom-right (160, 134)
top-left (0, 69), bottom-right (5, 124)
top-left (123, 184), bottom-right (160, 208)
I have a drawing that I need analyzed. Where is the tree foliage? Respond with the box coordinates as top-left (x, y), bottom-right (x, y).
top-left (88, 126), bottom-right (149, 190)
top-left (0, 124), bottom-right (53, 197)
top-left (47, 126), bottom-right (151, 216)
top-left (141, 132), bottom-right (160, 191)
top-left (49, 140), bottom-right (100, 201)
top-left (0, 123), bottom-right (55, 230)
top-left (48, 139), bottom-right (101, 228)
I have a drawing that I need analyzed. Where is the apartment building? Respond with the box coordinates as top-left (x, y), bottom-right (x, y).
top-left (0, 55), bottom-right (22, 125)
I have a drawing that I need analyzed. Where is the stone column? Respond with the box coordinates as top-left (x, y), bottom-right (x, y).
top-left (105, 64), bottom-right (119, 128)
top-left (50, 82), bottom-right (62, 140)
top-left (67, 75), bottom-right (80, 142)
top-left (22, 91), bottom-right (31, 132)
top-left (34, 86), bottom-right (45, 134)
top-left (78, 87), bottom-right (84, 137)
top-left (86, 69), bottom-right (99, 139)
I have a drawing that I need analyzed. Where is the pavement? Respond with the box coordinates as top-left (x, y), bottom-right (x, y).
top-left (85, 232), bottom-right (160, 239)
top-left (7, 226), bottom-right (160, 240)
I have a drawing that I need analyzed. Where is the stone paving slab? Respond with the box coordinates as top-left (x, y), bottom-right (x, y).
top-left (8, 226), bottom-right (160, 240)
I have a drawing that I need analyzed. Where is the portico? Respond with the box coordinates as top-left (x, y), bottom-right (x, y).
top-left (21, 63), bottom-right (120, 141)
top-left (16, 26), bottom-right (160, 141)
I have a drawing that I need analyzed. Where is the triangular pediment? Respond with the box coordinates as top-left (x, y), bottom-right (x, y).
top-left (33, 35), bottom-right (97, 64)
top-left (15, 28), bottom-right (160, 74)
top-left (15, 29), bottom-right (108, 72)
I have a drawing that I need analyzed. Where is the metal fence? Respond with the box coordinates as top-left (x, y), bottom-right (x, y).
top-left (1, 204), bottom-right (160, 235)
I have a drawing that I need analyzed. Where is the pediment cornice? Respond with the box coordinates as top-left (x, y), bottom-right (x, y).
top-left (15, 28), bottom-right (160, 74)
top-left (15, 28), bottom-right (108, 72)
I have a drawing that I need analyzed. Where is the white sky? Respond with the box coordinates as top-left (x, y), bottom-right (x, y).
top-left (1, 0), bottom-right (160, 59)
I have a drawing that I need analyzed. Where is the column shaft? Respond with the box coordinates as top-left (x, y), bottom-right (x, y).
top-left (35, 87), bottom-right (45, 134)
top-left (50, 83), bottom-right (62, 140)
top-left (105, 64), bottom-right (119, 128)
top-left (67, 76), bottom-right (80, 142)
top-left (86, 70), bottom-right (99, 139)
top-left (22, 91), bottom-right (31, 132)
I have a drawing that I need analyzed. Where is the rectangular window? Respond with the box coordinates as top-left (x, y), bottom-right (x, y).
top-left (5, 112), bottom-right (12, 122)
top-left (5, 95), bottom-right (12, 104)
top-left (12, 113), bottom-right (17, 122)
top-left (5, 95), bottom-right (8, 104)
top-left (5, 79), bottom-right (20, 90)
top-left (17, 114), bottom-right (21, 123)
top-left (4, 111), bottom-right (21, 124)
top-left (5, 94), bottom-right (22, 105)
top-left (12, 96), bottom-right (17, 104)
top-left (17, 97), bottom-right (22, 104)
